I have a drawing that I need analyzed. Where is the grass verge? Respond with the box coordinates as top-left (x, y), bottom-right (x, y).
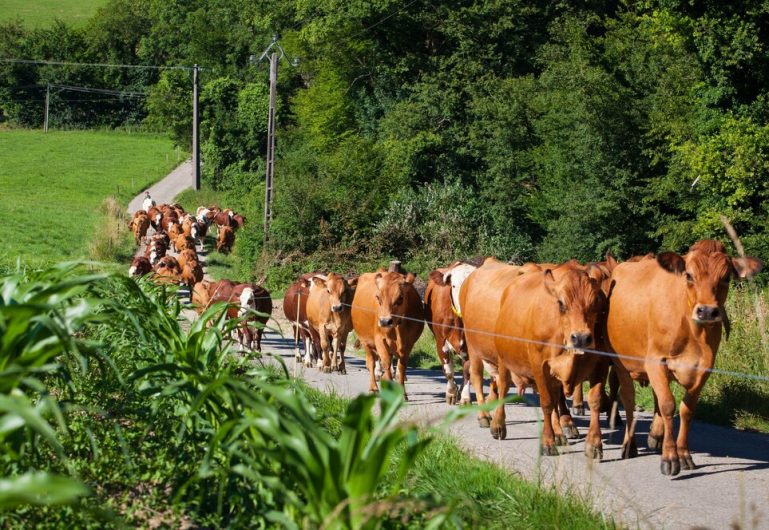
top-left (0, 0), bottom-right (107, 27)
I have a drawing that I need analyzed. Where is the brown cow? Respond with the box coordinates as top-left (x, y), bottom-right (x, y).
top-left (177, 248), bottom-right (198, 270)
top-left (424, 265), bottom-right (468, 404)
top-left (181, 260), bottom-right (204, 291)
top-left (606, 240), bottom-right (761, 475)
top-left (306, 273), bottom-right (357, 373)
top-left (128, 256), bottom-right (152, 277)
top-left (167, 222), bottom-right (182, 242)
top-left (230, 283), bottom-right (272, 352)
top-left (192, 279), bottom-right (211, 314)
top-left (153, 256), bottom-right (181, 284)
top-left (282, 274), bottom-right (322, 367)
top-left (461, 258), bottom-right (605, 456)
top-left (147, 206), bottom-right (162, 230)
top-left (351, 271), bottom-right (424, 399)
top-left (216, 226), bottom-right (234, 253)
top-left (174, 234), bottom-right (195, 253)
top-left (129, 212), bottom-right (150, 245)
top-left (144, 234), bottom-right (168, 266)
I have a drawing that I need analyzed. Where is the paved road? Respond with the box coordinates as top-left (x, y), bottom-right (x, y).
top-left (256, 309), bottom-right (769, 530)
top-left (127, 159), bottom-right (194, 215)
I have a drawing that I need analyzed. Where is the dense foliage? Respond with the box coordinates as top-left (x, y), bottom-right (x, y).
top-left (3, 1), bottom-right (769, 268)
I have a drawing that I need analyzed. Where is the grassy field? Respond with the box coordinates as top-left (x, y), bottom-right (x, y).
top-left (0, 0), bottom-right (106, 27)
top-left (0, 129), bottom-right (179, 267)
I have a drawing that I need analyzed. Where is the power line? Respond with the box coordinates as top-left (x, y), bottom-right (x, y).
top-left (50, 84), bottom-right (147, 97)
top-left (0, 58), bottom-right (196, 71)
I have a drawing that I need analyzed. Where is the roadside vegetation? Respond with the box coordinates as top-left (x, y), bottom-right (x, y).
top-left (0, 130), bottom-right (178, 267)
top-left (0, 264), bottom-right (614, 528)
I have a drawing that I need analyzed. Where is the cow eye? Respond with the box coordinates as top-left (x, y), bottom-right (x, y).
top-left (394, 296), bottom-right (403, 306)
top-left (558, 300), bottom-right (566, 314)
top-left (375, 294), bottom-right (381, 303)
top-left (685, 272), bottom-right (694, 284)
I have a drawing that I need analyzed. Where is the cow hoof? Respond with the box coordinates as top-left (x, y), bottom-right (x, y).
top-left (647, 434), bottom-right (663, 452)
top-left (478, 416), bottom-right (491, 428)
top-left (446, 394), bottom-right (456, 405)
top-left (403, 394), bottom-right (409, 402)
top-left (571, 405), bottom-right (586, 416)
top-left (339, 368), bottom-right (347, 375)
top-left (322, 366), bottom-right (332, 373)
top-left (584, 443), bottom-right (603, 460)
top-left (679, 455), bottom-right (696, 470)
top-left (304, 361), bottom-right (312, 368)
top-left (562, 424), bottom-right (580, 439)
top-left (554, 434), bottom-right (568, 446)
top-left (541, 444), bottom-right (559, 456)
top-left (459, 398), bottom-right (470, 406)
top-left (660, 458), bottom-right (681, 476)
top-left (490, 424), bottom-right (507, 440)
top-left (621, 441), bottom-right (638, 459)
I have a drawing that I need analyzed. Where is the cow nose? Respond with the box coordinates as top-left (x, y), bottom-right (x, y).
top-left (379, 317), bottom-right (394, 327)
top-left (331, 304), bottom-right (343, 313)
top-left (695, 305), bottom-right (720, 321)
top-left (570, 332), bottom-right (592, 349)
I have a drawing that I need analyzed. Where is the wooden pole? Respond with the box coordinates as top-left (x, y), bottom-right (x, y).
top-left (263, 51), bottom-right (278, 246)
top-left (192, 64), bottom-right (200, 190)
top-left (44, 84), bottom-right (50, 133)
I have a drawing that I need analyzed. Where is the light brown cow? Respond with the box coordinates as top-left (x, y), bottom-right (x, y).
top-left (424, 264), bottom-right (468, 404)
top-left (174, 234), bottom-right (195, 253)
top-left (177, 248), bottom-right (198, 270)
top-left (153, 256), bottom-right (181, 284)
top-left (181, 259), bottom-right (204, 291)
top-left (216, 226), bottom-right (234, 253)
top-left (283, 274), bottom-right (322, 367)
top-left (461, 258), bottom-right (605, 456)
top-left (606, 240), bottom-right (761, 475)
top-left (351, 271), bottom-right (424, 399)
top-left (167, 222), bottom-right (182, 242)
top-left (192, 280), bottom-right (211, 314)
top-left (129, 212), bottom-right (150, 245)
top-left (306, 273), bottom-right (357, 374)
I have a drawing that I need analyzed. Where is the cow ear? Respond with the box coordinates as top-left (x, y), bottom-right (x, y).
top-left (657, 252), bottom-right (685, 275)
top-left (543, 269), bottom-right (557, 297)
top-left (605, 252), bottom-right (618, 272)
top-left (403, 272), bottom-right (416, 285)
top-left (586, 264), bottom-right (605, 283)
top-left (429, 270), bottom-right (446, 286)
top-left (347, 276), bottom-right (358, 288)
top-left (312, 277), bottom-right (326, 288)
top-left (732, 256), bottom-right (763, 279)
top-left (375, 273), bottom-right (385, 291)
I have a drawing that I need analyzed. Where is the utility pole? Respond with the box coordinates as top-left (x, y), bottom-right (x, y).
top-left (263, 51), bottom-right (278, 243)
top-left (43, 84), bottom-right (50, 133)
top-left (192, 64), bottom-right (200, 190)
top-left (251, 35), bottom-right (299, 247)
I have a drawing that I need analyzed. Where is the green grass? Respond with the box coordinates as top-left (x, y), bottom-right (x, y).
top-left (304, 382), bottom-right (615, 529)
top-left (0, 129), bottom-right (178, 267)
top-left (0, 0), bottom-right (107, 27)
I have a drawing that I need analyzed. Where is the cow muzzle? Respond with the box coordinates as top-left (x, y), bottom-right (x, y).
top-left (693, 304), bottom-right (721, 324)
top-left (378, 317), bottom-right (394, 328)
top-left (331, 304), bottom-right (343, 313)
top-left (567, 331), bottom-right (592, 353)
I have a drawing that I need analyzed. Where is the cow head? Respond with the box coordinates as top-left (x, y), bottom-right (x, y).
top-left (657, 244), bottom-right (762, 325)
top-left (544, 268), bottom-right (604, 353)
top-left (313, 272), bottom-right (356, 313)
top-left (374, 271), bottom-right (415, 328)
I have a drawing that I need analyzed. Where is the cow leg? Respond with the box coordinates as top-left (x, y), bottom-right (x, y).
top-left (319, 331), bottom-right (332, 372)
top-left (459, 359), bottom-right (471, 405)
top-left (256, 327), bottom-right (263, 353)
top-left (303, 335), bottom-right (313, 368)
top-left (337, 336), bottom-right (348, 375)
top-left (397, 355), bottom-right (409, 401)
top-left (490, 365), bottom-right (509, 440)
top-left (551, 408), bottom-right (568, 446)
top-left (676, 386), bottom-right (705, 471)
top-left (442, 342), bottom-right (459, 405)
top-left (558, 390), bottom-right (579, 439)
top-left (330, 336), bottom-right (339, 372)
top-left (362, 343), bottom-right (379, 393)
top-left (469, 355), bottom-right (490, 428)
top-left (607, 367), bottom-right (623, 429)
top-left (614, 363), bottom-right (638, 459)
top-left (647, 392), bottom-right (664, 452)
top-left (571, 383), bottom-right (586, 416)
top-left (585, 361), bottom-right (609, 460)
top-left (646, 361), bottom-right (679, 476)
top-left (536, 373), bottom-right (559, 456)
top-left (483, 360), bottom-right (499, 402)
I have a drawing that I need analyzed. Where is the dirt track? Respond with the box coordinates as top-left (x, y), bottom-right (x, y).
top-left (128, 170), bottom-right (769, 530)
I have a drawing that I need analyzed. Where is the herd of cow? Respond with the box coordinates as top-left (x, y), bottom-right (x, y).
top-left (279, 240), bottom-right (762, 477)
top-left (124, 201), bottom-right (761, 478)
